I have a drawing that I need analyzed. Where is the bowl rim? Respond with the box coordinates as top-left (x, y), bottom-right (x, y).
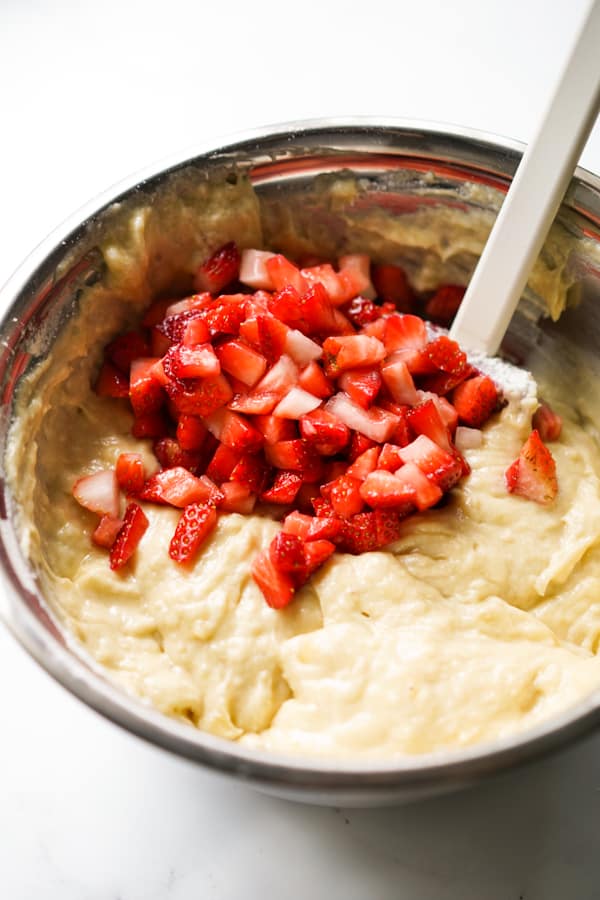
top-left (2, 115), bottom-right (600, 793)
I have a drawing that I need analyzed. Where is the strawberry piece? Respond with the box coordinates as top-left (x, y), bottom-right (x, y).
top-left (383, 314), bottom-right (427, 353)
top-left (92, 514), bottom-right (124, 549)
top-left (153, 437), bottom-right (203, 473)
top-left (165, 373), bottom-right (233, 417)
top-left (322, 334), bottom-right (386, 377)
top-left (95, 361), bottom-right (129, 398)
top-left (162, 343), bottom-right (220, 380)
top-left (423, 335), bottom-right (468, 374)
top-left (230, 453), bottom-right (270, 494)
top-left (343, 296), bottom-right (381, 327)
top-left (131, 411), bottom-right (169, 439)
top-left (378, 400), bottom-right (413, 447)
top-left (373, 509), bottom-right (407, 547)
top-left (378, 442), bottom-right (407, 471)
top-left (265, 439), bottom-right (317, 472)
top-left (359, 469), bottom-right (417, 511)
top-left (253, 414), bottom-right (297, 445)
top-left (337, 511), bottom-right (380, 554)
top-left (201, 298), bottom-right (247, 339)
top-left (326, 394), bottom-right (399, 443)
top-left (380, 358), bottom-right (419, 405)
top-left (301, 263), bottom-right (344, 303)
top-left (239, 315), bottom-right (289, 364)
top-left (282, 510), bottom-right (313, 539)
top-left (216, 339), bottom-right (267, 387)
top-left (328, 474), bottom-right (364, 518)
top-left (228, 391), bottom-right (280, 415)
top-left (294, 482), bottom-right (321, 512)
top-left (265, 254), bottom-right (308, 294)
top-left (251, 549), bottom-right (296, 609)
top-left (261, 470), bottom-right (303, 504)
top-left (218, 482), bottom-right (257, 515)
top-left (239, 248), bottom-right (276, 290)
top-left (424, 284), bottom-right (465, 324)
top-left (157, 309), bottom-right (204, 343)
top-left (273, 387), bottom-right (322, 419)
top-left (348, 432), bottom-right (378, 462)
top-left (372, 264), bottom-right (414, 310)
top-left (394, 462), bottom-right (442, 510)
top-left (338, 367), bottom-right (382, 409)
top-left (169, 502), bottom-right (218, 563)
top-left (306, 515), bottom-right (344, 542)
top-left (299, 539), bottom-right (336, 582)
top-left (345, 446), bottom-right (381, 481)
top-left (532, 401), bottom-right (563, 442)
top-left (176, 414), bottom-right (208, 451)
top-left (109, 502), bottom-right (149, 570)
top-left (203, 408), bottom-right (264, 453)
top-left (419, 364), bottom-right (475, 396)
top-left (452, 375), bottom-right (499, 428)
top-left (206, 444), bottom-right (242, 483)
top-left (312, 496), bottom-right (336, 518)
top-left (194, 241), bottom-right (240, 293)
top-left (116, 452), bottom-right (145, 495)
top-left (299, 408), bottom-right (350, 456)
top-left (73, 469), bottom-right (120, 518)
top-left (298, 361), bottom-right (334, 399)
top-left (129, 358), bottom-right (164, 415)
top-left (140, 467), bottom-right (223, 508)
top-left (407, 399), bottom-right (452, 452)
top-left (141, 297), bottom-right (177, 328)
top-left (338, 254), bottom-right (375, 298)
top-left (505, 429), bottom-right (558, 505)
top-left (105, 331), bottom-right (150, 374)
top-left (284, 329), bottom-right (323, 367)
top-left (299, 283), bottom-right (353, 335)
top-left (254, 354), bottom-right (299, 397)
top-left (182, 317), bottom-right (210, 347)
top-left (398, 434), bottom-right (463, 491)
top-left (268, 285), bottom-right (304, 327)
top-left (269, 532), bottom-right (306, 574)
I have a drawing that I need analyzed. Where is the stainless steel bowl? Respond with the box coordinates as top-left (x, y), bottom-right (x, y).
top-left (1, 119), bottom-right (600, 807)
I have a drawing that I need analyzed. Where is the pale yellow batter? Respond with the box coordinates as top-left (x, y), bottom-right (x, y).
top-left (7, 170), bottom-right (600, 758)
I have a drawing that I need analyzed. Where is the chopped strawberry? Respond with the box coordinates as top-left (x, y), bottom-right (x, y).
top-left (301, 263), bottom-right (344, 303)
top-left (424, 284), bottom-right (465, 324)
top-left (372, 264), bottom-right (414, 310)
top-left (312, 496), bottom-right (336, 518)
top-left (176, 414), bottom-right (208, 451)
top-left (162, 343), bottom-right (220, 380)
top-left (109, 503), bottom-right (149, 570)
top-left (299, 408), bottom-right (350, 456)
top-left (532, 401), bottom-right (562, 442)
top-left (322, 334), bottom-right (386, 376)
top-left (380, 358), bottom-right (419, 405)
top-left (421, 335), bottom-right (468, 375)
top-left (251, 549), bottom-right (296, 609)
top-left (169, 502), bottom-right (218, 563)
top-left (407, 399), bottom-right (452, 452)
top-left (218, 482), bottom-right (257, 514)
top-left (299, 539), bottom-right (336, 582)
top-left (254, 354), bottom-right (299, 397)
top-left (328, 474), bottom-right (364, 518)
top-left (140, 467), bottom-right (223, 508)
top-left (269, 532), bottom-right (306, 574)
top-left (378, 442), bottom-right (406, 472)
top-left (454, 426), bottom-right (483, 452)
top-left (116, 452), bottom-right (145, 495)
top-left (348, 432), bottom-right (378, 462)
top-left (452, 375), bottom-right (499, 428)
top-left (129, 358), bottom-right (164, 416)
top-left (239, 248), bottom-right (276, 290)
top-left (298, 361), bottom-right (335, 399)
top-left (273, 387), bottom-right (322, 419)
top-left (419, 364), bottom-right (475, 396)
top-left (203, 408), bottom-right (263, 453)
top-left (105, 331), bottom-right (150, 374)
top-left (326, 394), bottom-right (399, 443)
top-left (359, 469), bottom-right (417, 510)
top-left (141, 297), bottom-right (178, 328)
top-left (284, 329), bottom-right (323, 367)
top-left (373, 508), bottom-right (407, 547)
top-left (383, 314), bottom-right (427, 353)
top-left (398, 434), bottom-right (463, 491)
top-left (268, 285), bottom-right (304, 327)
top-left (294, 482), bottom-right (321, 512)
top-left (299, 283), bottom-right (353, 335)
top-left (264, 439), bottom-right (317, 472)
top-left (282, 510), bottom-right (313, 539)
top-left (157, 309), bottom-right (204, 343)
top-left (505, 429), bottom-right (558, 505)
top-left (345, 446), bottom-right (381, 481)
top-left (343, 295), bottom-right (381, 327)
top-left (92, 514), bottom-right (124, 549)
top-left (181, 316), bottom-right (210, 347)
top-left (153, 437), bottom-right (202, 473)
top-left (230, 453), bottom-right (270, 494)
top-left (95, 361), bottom-right (129, 398)
top-left (228, 391), bottom-right (280, 415)
top-left (131, 411), bottom-right (169, 439)
top-left (73, 469), bottom-right (120, 518)
top-left (201, 298), bottom-right (247, 339)
top-left (306, 515), bottom-right (344, 542)
top-left (338, 254), bottom-right (375, 300)
top-left (239, 315), bottom-right (289, 364)
top-left (194, 241), bottom-right (240, 293)
top-left (378, 400), bottom-right (413, 447)
top-left (265, 254), bottom-right (308, 294)
top-left (216, 339), bottom-right (267, 387)
top-left (261, 470), bottom-right (303, 504)
top-left (337, 511), bottom-right (380, 554)
top-left (206, 443), bottom-right (242, 483)
top-left (394, 461), bottom-right (442, 510)
top-left (165, 373), bottom-right (233, 417)
top-left (338, 367), bottom-right (382, 409)
top-left (253, 414), bottom-right (297, 445)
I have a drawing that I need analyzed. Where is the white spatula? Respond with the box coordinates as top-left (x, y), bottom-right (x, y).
top-left (449, 0), bottom-right (600, 356)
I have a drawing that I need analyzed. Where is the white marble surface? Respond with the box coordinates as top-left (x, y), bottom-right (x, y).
top-left (2, 1), bottom-right (600, 896)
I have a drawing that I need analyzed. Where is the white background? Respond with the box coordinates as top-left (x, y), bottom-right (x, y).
top-left (2, 1), bottom-right (600, 897)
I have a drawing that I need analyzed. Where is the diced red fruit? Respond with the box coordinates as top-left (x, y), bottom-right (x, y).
top-left (273, 387), bottom-right (322, 419)
top-left (109, 503), bottom-right (149, 570)
top-left (299, 283), bottom-right (354, 335)
top-left (194, 241), bottom-right (240, 293)
top-left (424, 284), bottom-right (465, 324)
top-left (265, 254), bottom-right (308, 294)
top-left (337, 511), bottom-right (380, 554)
top-left (373, 509), bottom-right (407, 547)
top-left (378, 442), bottom-right (406, 472)
top-left (95, 361), bottom-right (129, 398)
top-left (251, 549), bottom-right (296, 609)
top-left (153, 437), bottom-right (202, 473)
top-left (206, 443), bottom-right (242, 483)
top-left (372, 264), bottom-right (414, 309)
top-left (131, 411), bottom-right (169, 439)
top-left (284, 329), bottom-right (323, 366)
top-left (328, 474), bottom-right (364, 518)
top-left (505, 429), bottom-right (558, 505)
top-left (383, 314), bottom-right (427, 353)
top-left (452, 375), bottom-right (499, 428)
top-left (115, 452), bottom-right (145, 495)
top-left (261, 470), bottom-right (303, 504)
top-left (105, 332), bottom-right (150, 374)
top-left (203, 408), bottom-right (264, 453)
top-left (301, 263), bottom-right (343, 303)
top-left (165, 373), bottom-right (233, 417)
top-left (181, 316), bottom-right (210, 347)
top-left (230, 454), bottom-right (270, 494)
top-left (139, 467), bottom-right (223, 508)
top-left (254, 354), bottom-right (298, 397)
top-left (215, 339), bottom-right (267, 387)
top-left (253, 414), bottom-right (297, 445)
top-left (532, 402), bottom-right (562, 442)
top-left (129, 358), bottom-right (164, 416)
top-left (176, 414), bottom-right (208, 451)
top-left (407, 399), bottom-right (452, 452)
top-left (326, 393), bottom-right (399, 444)
top-left (422, 336), bottom-right (468, 375)
top-left (380, 358), bottom-right (419, 405)
top-left (301, 539), bottom-right (336, 581)
top-left (378, 400), bottom-right (413, 447)
top-left (218, 482), bottom-right (257, 514)
top-left (345, 446), bottom-right (381, 481)
top-left (269, 532), bottom-right (306, 574)
top-left (228, 391), bottom-right (280, 415)
top-left (294, 482), bottom-right (321, 512)
top-left (265, 439), bottom-right (317, 472)
top-left (454, 426), bottom-right (483, 452)
top-left (398, 434), bottom-right (463, 491)
top-left (157, 309), bottom-right (204, 343)
top-left (162, 343), bottom-right (220, 380)
top-left (169, 502), bottom-right (218, 563)
top-left (338, 367), bottom-right (382, 409)
top-left (268, 285), bottom-right (303, 327)
top-left (322, 334), bottom-right (386, 376)
top-left (73, 469), bottom-right (120, 519)
top-left (298, 361), bottom-right (334, 399)
top-left (359, 469), bottom-right (417, 510)
top-left (282, 510), bottom-right (313, 539)
top-left (396, 462), bottom-right (443, 510)
top-left (141, 298), bottom-right (177, 328)
top-left (201, 298), bottom-right (247, 339)
top-left (92, 514), bottom-right (124, 549)
top-left (239, 248), bottom-right (276, 290)
top-left (299, 408), bottom-right (350, 456)
top-left (348, 432), bottom-right (378, 462)
top-left (343, 296), bottom-right (381, 327)
top-left (239, 314), bottom-right (289, 364)
top-left (419, 365), bottom-right (475, 396)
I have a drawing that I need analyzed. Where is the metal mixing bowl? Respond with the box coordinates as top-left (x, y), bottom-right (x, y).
top-left (1, 119), bottom-right (600, 807)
